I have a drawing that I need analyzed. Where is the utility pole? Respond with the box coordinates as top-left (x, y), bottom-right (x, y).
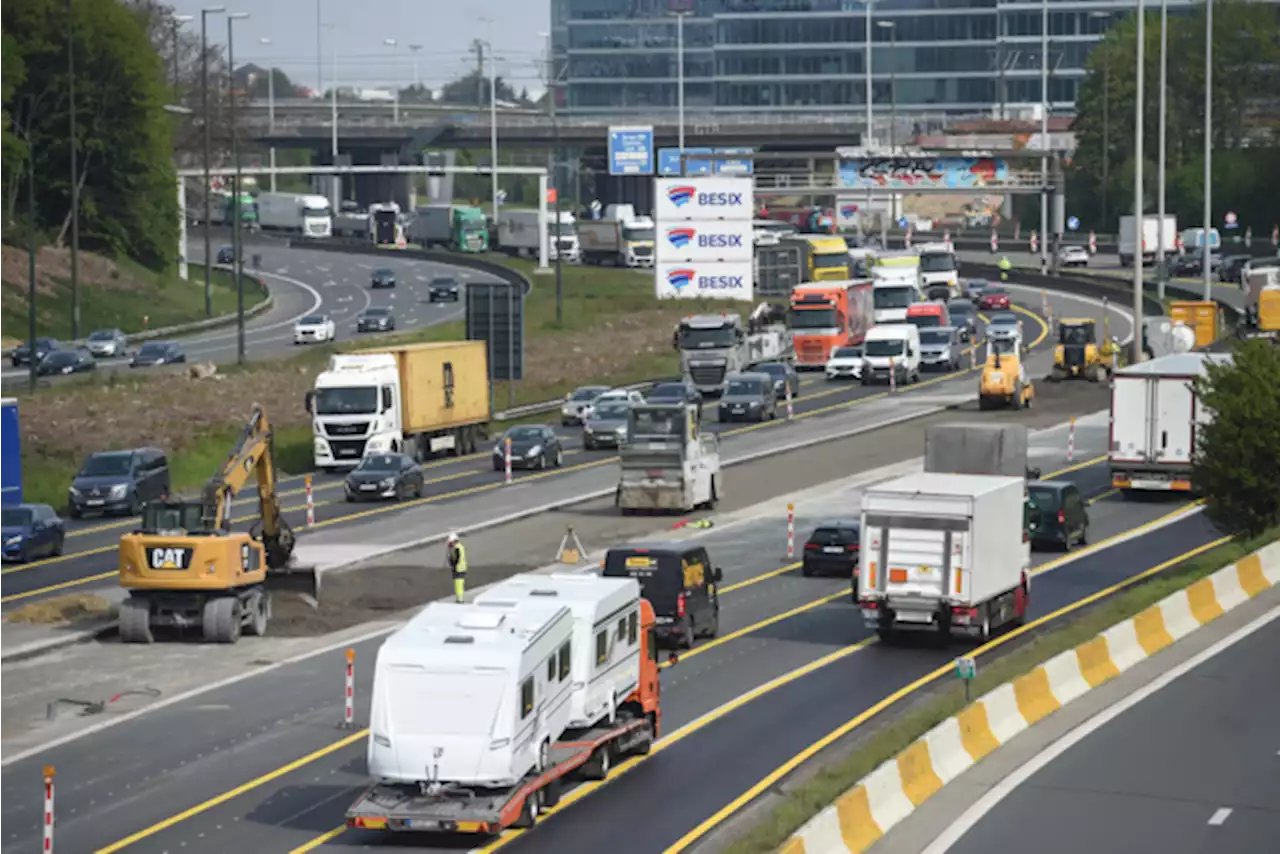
top-left (1156, 0), bottom-right (1169, 300)
top-left (1133, 0), bottom-right (1146, 363)
top-left (27, 111), bottom-right (38, 394)
top-left (228, 12), bottom-right (249, 365)
top-left (472, 39), bottom-right (486, 105)
top-left (1203, 0), bottom-right (1214, 302)
top-left (68, 0), bottom-right (81, 340)
top-left (201, 6), bottom-right (225, 318)
top-left (545, 32), bottom-right (564, 327)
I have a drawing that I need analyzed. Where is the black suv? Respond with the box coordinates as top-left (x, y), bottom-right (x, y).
top-left (602, 542), bottom-right (722, 649)
top-left (11, 338), bottom-right (60, 367)
top-left (646, 381), bottom-right (703, 419)
top-left (428, 276), bottom-right (460, 302)
top-left (68, 448), bottom-right (170, 518)
top-left (370, 267), bottom-right (397, 289)
top-left (802, 519), bottom-right (861, 578)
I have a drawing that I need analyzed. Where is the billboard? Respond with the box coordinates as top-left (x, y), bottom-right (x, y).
top-left (654, 177), bottom-right (754, 222)
top-left (655, 262), bottom-right (753, 301)
top-left (608, 126), bottom-right (655, 176)
top-left (656, 220), bottom-right (755, 264)
top-left (838, 157), bottom-right (1010, 191)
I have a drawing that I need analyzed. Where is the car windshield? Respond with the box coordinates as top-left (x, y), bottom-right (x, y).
top-left (919, 253), bottom-right (956, 273)
top-left (726, 379), bottom-right (764, 395)
top-left (622, 226), bottom-right (654, 242)
top-left (757, 364), bottom-right (786, 377)
top-left (571, 387), bottom-right (607, 401)
top-left (364, 308), bottom-right (390, 317)
top-left (593, 404), bottom-right (629, 420)
top-left (832, 347), bottom-right (863, 359)
top-left (967, 280), bottom-right (987, 292)
top-left (874, 287), bottom-right (914, 309)
top-left (79, 453), bottom-right (132, 477)
top-left (2, 508), bottom-right (33, 527)
top-left (908, 314), bottom-right (941, 328)
top-left (948, 302), bottom-right (973, 317)
top-left (865, 338), bottom-right (905, 357)
top-left (431, 278), bottom-right (456, 286)
top-left (813, 253), bottom-right (847, 269)
top-left (357, 454), bottom-right (401, 471)
top-left (44, 351), bottom-right (76, 365)
top-left (985, 289), bottom-right (1008, 298)
top-left (810, 526), bottom-right (859, 546)
top-left (505, 427), bottom-right (542, 441)
top-left (630, 409), bottom-right (683, 437)
top-left (990, 315), bottom-right (1018, 326)
top-left (137, 343), bottom-right (167, 357)
top-left (1062, 325), bottom-right (1092, 345)
top-left (790, 307), bottom-right (838, 329)
top-left (919, 329), bottom-right (951, 345)
top-left (1028, 486), bottom-right (1060, 511)
top-left (649, 384), bottom-right (685, 398)
top-left (374, 268), bottom-right (393, 277)
top-left (314, 387), bottom-right (378, 415)
top-left (679, 326), bottom-right (734, 349)
top-left (88, 330), bottom-right (116, 341)
top-left (300, 315), bottom-right (326, 325)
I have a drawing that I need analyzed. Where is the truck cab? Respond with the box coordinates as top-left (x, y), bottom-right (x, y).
top-left (677, 312), bottom-right (792, 395)
top-left (916, 242), bottom-right (960, 300)
top-left (617, 403), bottom-right (721, 515)
top-left (552, 212), bottom-right (581, 263)
top-left (309, 354), bottom-right (404, 469)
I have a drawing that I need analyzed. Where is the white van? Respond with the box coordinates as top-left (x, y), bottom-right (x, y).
top-left (862, 324), bottom-right (921, 386)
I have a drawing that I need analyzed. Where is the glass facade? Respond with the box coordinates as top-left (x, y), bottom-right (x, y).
top-left (550, 0), bottom-right (1206, 117)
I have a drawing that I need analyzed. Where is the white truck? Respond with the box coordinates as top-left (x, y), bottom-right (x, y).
top-left (676, 311), bottom-right (793, 395)
top-left (332, 206), bottom-right (371, 239)
top-left (916, 242), bottom-right (960, 301)
top-left (856, 472), bottom-right (1031, 642)
top-left (254, 192), bottom-right (333, 237)
top-left (871, 271), bottom-right (922, 324)
top-left (368, 202), bottom-right (403, 245)
top-left (496, 209), bottom-right (581, 263)
top-left (578, 204), bottom-right (655, 267)
top-left (1108, 352), bottom-right (1232, 494)
top-left (1119, 214), bottom-right (1177, 267)
top-left (617, 402), bottom-right (722, 514)
top-left (476, 573), bottom-right (642, 729)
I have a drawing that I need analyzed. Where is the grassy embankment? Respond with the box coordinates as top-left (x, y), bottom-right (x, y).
top-left (16, 255), bottom-right (717, 508)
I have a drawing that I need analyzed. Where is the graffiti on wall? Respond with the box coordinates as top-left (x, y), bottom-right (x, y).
top-left (838, 157), bottom-right (1010, 190)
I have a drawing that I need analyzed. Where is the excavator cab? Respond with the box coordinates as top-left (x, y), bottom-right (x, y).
top-left (1052, 319), bottom-right (1107, 382)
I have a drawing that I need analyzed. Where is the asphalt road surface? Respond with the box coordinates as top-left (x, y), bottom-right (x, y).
top-left (0, 284), bottom-right (1130, 608)
top-left (945, 610), bottom-right (1280, 854)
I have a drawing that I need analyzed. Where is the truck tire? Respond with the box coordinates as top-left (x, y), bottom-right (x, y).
top-left (246, 591), bottom-right (269, 637)
top-left (119, 597), bottom-right (154, 644)
top-left (512, 790), bottom-right (541, 829)
top-left (581, 744), bottom-right (613, 781)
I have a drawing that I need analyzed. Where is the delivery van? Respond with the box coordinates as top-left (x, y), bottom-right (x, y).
top-left (602, 542), bottom-right (722, 649)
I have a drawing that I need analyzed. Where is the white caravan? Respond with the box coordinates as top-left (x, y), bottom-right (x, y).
top-left (368, 600), bottom-right (575, 789)
top-left (476, 573), bottom-right (642, 729)
top-left (255, 192), bottom-right (333, 237)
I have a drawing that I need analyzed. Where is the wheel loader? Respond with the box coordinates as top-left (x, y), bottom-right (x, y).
top-left (1050, 319), bottom-right (1114, 382)
top-left (979, 339), bottom-right (1035, 410)
top-left (117, 405), bottom-right (319, 644)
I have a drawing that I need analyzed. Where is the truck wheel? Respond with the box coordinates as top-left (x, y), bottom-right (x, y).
top-left (512, 790), bottom-right (541, 829)
top-left (246, 592), bottom-right (269, 637)
top-left (979, 609), bottom-right (992, 643)
top-left (876, 626), bottom-right (895, 644)
top-left (119, 597), bottom-right (154, 644)
top-left (581, 744), bottom-right (613, 781)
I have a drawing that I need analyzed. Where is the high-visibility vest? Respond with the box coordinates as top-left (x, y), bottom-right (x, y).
top-left (449, 543), bottom-right (468, 577)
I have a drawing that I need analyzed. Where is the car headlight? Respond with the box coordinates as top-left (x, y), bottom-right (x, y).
top-left (379, 477), bottom-right (395, 488)
top-left (493, 445), bottom-right (504, 455)
top-left (748, 400), bottom-right (760, 408)
top-left (616, 426), bottom-right (627, 434)
top-left (69, 486), bottom-right (81, 497)
top-left (584, 425), bottom-right (595, 434)
top-left (109, 484), bottom-right (128, 497)
top-left (5, 535), bottom-right (21, 546)
top-left (527, 444), bottom-right (542, 457)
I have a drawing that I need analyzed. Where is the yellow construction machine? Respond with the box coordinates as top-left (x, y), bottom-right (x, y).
top-left (979, 338), bottom-right (1035, 410)
top-left (1050, 318), bottom-right (1115, 382)
top-left (117, 405), bottom-right (319, 644)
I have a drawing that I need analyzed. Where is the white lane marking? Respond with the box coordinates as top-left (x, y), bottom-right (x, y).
top-left (1208, 808), bottom-right (1233, 826)
top-left (922, 605), bottom-right (1280, 854)
top-left (1004, 284), bottom-right (1137, 345)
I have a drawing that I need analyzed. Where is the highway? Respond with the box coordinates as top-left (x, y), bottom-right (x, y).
top-left (940, 607), bottom-right (1280, 854)
top-left (0, 284), bottom-right (1119, 607)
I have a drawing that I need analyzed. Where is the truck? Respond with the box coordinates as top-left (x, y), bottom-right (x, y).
top-left (496, 209), bottom-right (581, 263)
top-left (617, 402), bottom-right (722, 514)
top-left (754, 241), bottom-right (804, 300)
top-left (332, 208), bottom-right (370, 239)
top-left (924, 423), bottom-right (1034, 479)
top-left (676, 311), bottom-right (793, 395)
top-left (780, 234), bottom-right (850, 281)
top-left (871, 275), bottom-right (921, 325)
top-left (856, 472), bottom-right (1032, 643)
top-left (407, 204), bottom-right (489, 252)
top-left (1108, 352), bottom-right (1232, 494)
top-left (347, 596), bottom-right (662, 835)
top-left (1242, 266), bottom-right (1280, 339)
top-left (1, 398), bottom-right (20, 506)
top-left (254, 192), bottom-right (333, 238)
top-left (1118, 214), bottom-right (1177, 267)
top-left (578, 204), bottom-right (655, 267)
top-left (368, 202), bottom-right (402, 246)
top-left (789, 280), bottom-right (874, 368)
top-left (916, 242), bottom-right (960, 300)
top-left (307, 341), bottom-right (490, 470)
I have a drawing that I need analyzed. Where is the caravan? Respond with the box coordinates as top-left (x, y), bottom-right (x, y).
top-left (367, 600), bottom-right (575, 789)
top-left (476, 574), bottom-right (642, 730)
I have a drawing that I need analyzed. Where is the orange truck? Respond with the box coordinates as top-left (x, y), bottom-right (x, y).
top-left (790, 280), bottom-right (875, 368)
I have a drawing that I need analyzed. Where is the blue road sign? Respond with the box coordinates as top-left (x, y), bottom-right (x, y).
top-left (608, 126), bottom-right (655, 176)
top-left (685, 148), bottom-right (714, 176)
top-left (897, 216), bottom-right (909, 229)
top-left (714, 148), bottom-right (755, 175)
top-left (1067, 215), bottom-right (1080, 231)
top-left (658, 148), bottom-right (683, 177)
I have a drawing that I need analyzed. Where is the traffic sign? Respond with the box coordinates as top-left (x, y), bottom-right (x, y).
top-left (955, 656), bottom-right (977, 680)
top-left (495, 189), bottom-right (507, 204)
top-left (607, 126), bottom-right (655, 176)
top-left (897, 216), bottom-right (909, 229)
top-left (1067, 215), bottom-right (1080, 231)
top-left (1224, 210), bottom-right (1239, 229)
top-left (714, 148), bottom-right (755, 175)
top-left (658, 148), bottom-right (683, 177)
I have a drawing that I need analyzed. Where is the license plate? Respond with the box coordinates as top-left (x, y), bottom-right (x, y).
top-left (359, 484), bottom-right (376, 491)
top-left (86, 499), bottom-right (104, 506)
top-left (822, 546), bottom-right (844, 554)
top-left (731, 407), bottom-right (744, 413)
top-left (895, 611), bottom-right (933, 624)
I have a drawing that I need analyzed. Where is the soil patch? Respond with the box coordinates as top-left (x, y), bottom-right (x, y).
top-left (6, 593), bottom-right (116, 626)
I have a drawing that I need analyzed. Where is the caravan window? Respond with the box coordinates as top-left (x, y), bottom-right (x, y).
top-left (520, 677), bottom-right (534, 719)
top-left (628, 611), bottom-right (639, 645)
top-left (616, 618), bottom-right (627, 643)
top-left (547, 657), bottom-right (556, 682)
top-left (558, 642), bottom-right (571, 680)
top-left (596, 629), bottom-right (608, 665)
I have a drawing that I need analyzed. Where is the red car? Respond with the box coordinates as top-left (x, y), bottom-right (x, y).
top-left (979, 288), bottom-right (1011, 310)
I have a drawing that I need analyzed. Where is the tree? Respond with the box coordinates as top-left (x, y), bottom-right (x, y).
top-left (242, 65), bottom-right (303, 100)
top-left (1192, 340), bottom-right (1280, 538)
top-left (438, 69), bottom-right (520, 106)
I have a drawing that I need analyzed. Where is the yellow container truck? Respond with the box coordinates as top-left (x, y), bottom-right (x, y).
top-left (307, 341), bottom-right (491, 470)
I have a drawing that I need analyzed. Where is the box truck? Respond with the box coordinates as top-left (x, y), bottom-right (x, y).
top-left (255, 192), bottom-right (333, 237)
top-left (407, 204), bottom-right (490, 252)
top-left (1118, 214), bottom-right (1177, 267)
top-left (1, 398), bottom-right (20, 506)
top-left (856, 472), bottom-right (1031, 642)
top-left (496, 209), bottom-right (581, 262)
top-left (348, 597), bottom-right (663, 835)
top-left (1108, 352), bottom-right (1232, 494)
top-left (307, 341), bottom-right (490, 469)
top-left (578, 204), bottom-right (654, 267)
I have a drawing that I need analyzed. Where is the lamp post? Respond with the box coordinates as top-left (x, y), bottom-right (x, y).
top-left (409, 43), bottom-right (423, 88)
top-left (675, 11), bottom-right (690, 156)
top-left (200, 6), bottom-right (225, 318)
top-left (877, 21), bottom-right (897, 150)
top-left (863, 1), bottom-right (874, 148)
top-left (1156, 0), bottom-right (1169, 298)
top-left (383, 38), bottom-right (401, 124)
top-left (1203, 0), bottom-right (1213, 301)
top-left (322, 22), bottom-right (339, 208)
top-left (259, 37), bottom-right (277, 191)
top-left (68, 0), bottom-right (82, 340)
top-left (1133, 0), bottom-right (1146, 363)
top-left (227, 11), bottom-right (249, 366)
top-left (1040, 0), bottom-right (1049, 274)
top-left (542, 31), bottom-right (564, 326)
top-left (1091, 11), bottom-right (1111, 233)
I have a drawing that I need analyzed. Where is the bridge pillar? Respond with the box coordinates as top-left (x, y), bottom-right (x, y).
top-left (423, 151), bottom-right (457, 204)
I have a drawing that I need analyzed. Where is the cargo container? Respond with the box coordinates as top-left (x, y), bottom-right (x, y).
top-left (1, 398), bottom-right (20, 506)
top-left (924, 423), bottom-right (1031, 479)
top-left (308, 341), bottom-right (490, 469)
top-left (407, 204), bottom-right (489, 252)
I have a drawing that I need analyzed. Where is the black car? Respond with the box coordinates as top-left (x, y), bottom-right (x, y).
top-left (37, 347), bottom-right (96, 377)
top-left (965, 279), bottom-right (988, 303)
top-left (370, 267), bottom-right (397, 289)
top-left (801, 518), bottom-right (861, 579)
top-left (1170, 253), bottom-right (1218, 277)
top-left (718, 373), bottom-right (776, 422)
top-left (428, 276), bottom-right (461, 303)
top-left (68, 447), bottom-right (170, 518)
top-left (215, 244), bottom-right (238, 265)
top-left (492, 425), bottom-right (564, 471)
top-left (356, 307), bottom-right (396, 333)
top-left (646, 381), bottom-right (702, 418)
top-left (130, 341), bottom-right (185, 367)
top-left (1027, 480), bottom-right (1089, 551)
top-left (10, 337), bottom-right (60, 368)
top-left (602, 542), bottom-right (722, 649)
top-left (344, 453), bottom-right (425, 502)
top-left (946, 299), bottom-right (977, 341)
top-left (1219, 254), bottom-right (1253, 284)
top-left (755, 361), bottom-right (800, 400)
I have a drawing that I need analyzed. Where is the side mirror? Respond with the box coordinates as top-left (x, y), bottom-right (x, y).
top-left (713, 567), bottom-right (723, 582)
top-left (303, 391), bottom-right (315, 415)
top-left (667, 652), bottom-right (680, 667)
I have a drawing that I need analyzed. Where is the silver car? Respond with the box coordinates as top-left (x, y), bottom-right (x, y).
top-left (85, 328), bottom-right (127, 358)
top-left (919, 326), bottom-right (961, 371)
top-left (582, 401), bottom-right (631, 450)
top-left (985, 313), bottom-right (1022, 345)
top-left (561, 385), bottom-right (610, 426)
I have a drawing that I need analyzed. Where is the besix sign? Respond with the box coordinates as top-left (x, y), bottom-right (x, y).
top-left (656, 262), bottom-right (754, 301)
top-left (656, 220), bottom-right (755, 264)
top-left (654, 177), bottom-right (754, 222)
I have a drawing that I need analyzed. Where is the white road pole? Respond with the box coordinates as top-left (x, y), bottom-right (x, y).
top-left (1133, 0), bottom-right (1146, 362)
top-left (1203, 0), bottom-right (1214, 301)
top-left (1157, 0), bottom-right (1168, 300)
top-left (1040, 0), bottom-right (1049, 273)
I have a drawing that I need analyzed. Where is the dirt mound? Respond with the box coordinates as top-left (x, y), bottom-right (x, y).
top-left (1, 245), bottom-right (133, 296)
top-left (6, 593), bottom-right (116, 626)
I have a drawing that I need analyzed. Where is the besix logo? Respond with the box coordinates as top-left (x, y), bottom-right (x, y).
top-left (666, 227), bottom-right (696, 249)
top-left (665, 268), bottom-right (696, 291)
top-left (666, 185), bottom-right (696, 207)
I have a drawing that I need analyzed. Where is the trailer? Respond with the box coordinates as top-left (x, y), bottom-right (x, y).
top-left (1, 398), bottom-right (20, 506)
top-left (255, 192), bottom-right (332, 237)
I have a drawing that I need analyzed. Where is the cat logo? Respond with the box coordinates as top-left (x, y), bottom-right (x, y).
top-left (148, 547), bottom-right (193, 570)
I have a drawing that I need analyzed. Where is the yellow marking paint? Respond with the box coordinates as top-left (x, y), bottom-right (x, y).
top-left (955, 703), bottom-right (1000, 762)
top-left (1074, 636), bottom-right (1120, 688)
top-left (836, 786), bottom-right (882, 852)
top-left (1185, 576), bottom-right (1225, 625)
top-left (1132, 606), bottom-right (1175, 656)
top-left (1236, 554), bottom-right (1270, 598)
top-left (896, 740), bottom-right (944, 806)
top-left (1011, 667), bottom-right (1061, 725)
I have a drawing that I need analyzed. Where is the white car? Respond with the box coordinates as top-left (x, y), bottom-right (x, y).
top-left (985, 313), bottom-right (1024, 349)
top-left (1058, 245), bottom-right (1090, 268)
top-left (825, 345), bottom-right (865, 381)
top-left (561, 384), bottom-right (610, 426)
top-left (582, 388), bottom-right (645, 420)
top-left (293, 314), bottom-right (336, 344)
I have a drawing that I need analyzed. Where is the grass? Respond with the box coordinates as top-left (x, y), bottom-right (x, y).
top-left (722, 525), bottom-right (1280, 854)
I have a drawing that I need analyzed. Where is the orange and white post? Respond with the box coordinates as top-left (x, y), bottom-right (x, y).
top-left (889, 357), bottom-right (897, 394)
top-left (43, 765), bottom-right (54, 853)
top-left (990, 229), bottom-right (999, 254)
top-left (785, 380), bottom-right (794, 420)
top-left (504, 437), bottom-right (513, 486)
top-left (304, 475), bottom-right (315, 527)
top-left (786, 504), bottom-right (795, 560)
top-left (1067, 416), bottom-right (1076, 463)
top-left (343, 648), bottom-right (356, 728)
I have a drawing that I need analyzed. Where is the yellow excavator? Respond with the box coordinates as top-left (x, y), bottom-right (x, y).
top-left (1051, 318), bottom-right (1117, 382)
top-left (117, 405), bottom-right (319, 644)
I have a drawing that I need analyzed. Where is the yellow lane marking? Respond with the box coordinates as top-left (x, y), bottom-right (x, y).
top-left (1031, 501), bottom-right (1206, 577)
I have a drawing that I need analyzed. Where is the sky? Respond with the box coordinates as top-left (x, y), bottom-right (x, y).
top-left (168, 0), bottom-right (552, 97)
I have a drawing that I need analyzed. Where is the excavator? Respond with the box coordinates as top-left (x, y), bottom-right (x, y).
top-left (1050, 318), bottom-right (1118, 382)
top-left (117, 405), bottom-right (319, 644)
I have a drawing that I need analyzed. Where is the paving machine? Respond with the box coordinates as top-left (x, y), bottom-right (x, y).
top-left (1050, 318), bottom-right (1114, 382)
top-left (117, 405), bottom-right (319, 643)
top-left (979, 339), bottom-right (1035, 410)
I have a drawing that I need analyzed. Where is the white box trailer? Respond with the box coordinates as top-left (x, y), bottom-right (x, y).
top-left (856, 473), bottom-right (1031, 642)
top-left (256, 192), bottom-right (333, 237)
top-left (476, 573), bottom-right (642, 729)
top-left (1108, 352), bottom-right (1232, 494)
top-left (367, 600), bottom-right (575, 789)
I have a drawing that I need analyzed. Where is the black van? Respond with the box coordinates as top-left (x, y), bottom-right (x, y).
top-left (602, 541), bottom-right (722, 649)
top-left (1027, 481), bottom-right (1089, 551)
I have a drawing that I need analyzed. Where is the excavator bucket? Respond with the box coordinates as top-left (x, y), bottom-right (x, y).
top-left (267, 563), bottom-right (321, 606)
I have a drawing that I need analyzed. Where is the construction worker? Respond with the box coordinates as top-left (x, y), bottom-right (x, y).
top-left (999, 255), bottom-right (1013, 282)
top-left (446, 532), bottom-right (467, 603)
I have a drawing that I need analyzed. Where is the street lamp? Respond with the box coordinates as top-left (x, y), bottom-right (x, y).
top-left (199, 5), bottom-right (225, 320)
top-left (383, 38), bottom-right (401, 124)
top-left (321, 23), bottom-right (340, 209)
top-left (409, 43), bottom-right (423, 89)
top-left (477, 18), bottom-right (501, 221)
top-left (1203, 0), bottom-right (1213, 301)
top-left (669, 9), bottom-right (692, 158)
top-left (876, 21), bottom-right (896, 151)
top-left (1133, 0), bottom-right (1146, 363)
top-left (1091, 11), bottom-right (1111, 234)
top-left (862, 1), bottom-right (874, 148)
top-left (260, 37), bottom-right (277, 191)
top-left (541, 30), bottom-right (564, 326)
top-left (1157, 0), bottom-right (1169, 297)
top-left (227, 10), bottom-right (249, 367)
top-left (1040, 0), bottom-right (1049, 274)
